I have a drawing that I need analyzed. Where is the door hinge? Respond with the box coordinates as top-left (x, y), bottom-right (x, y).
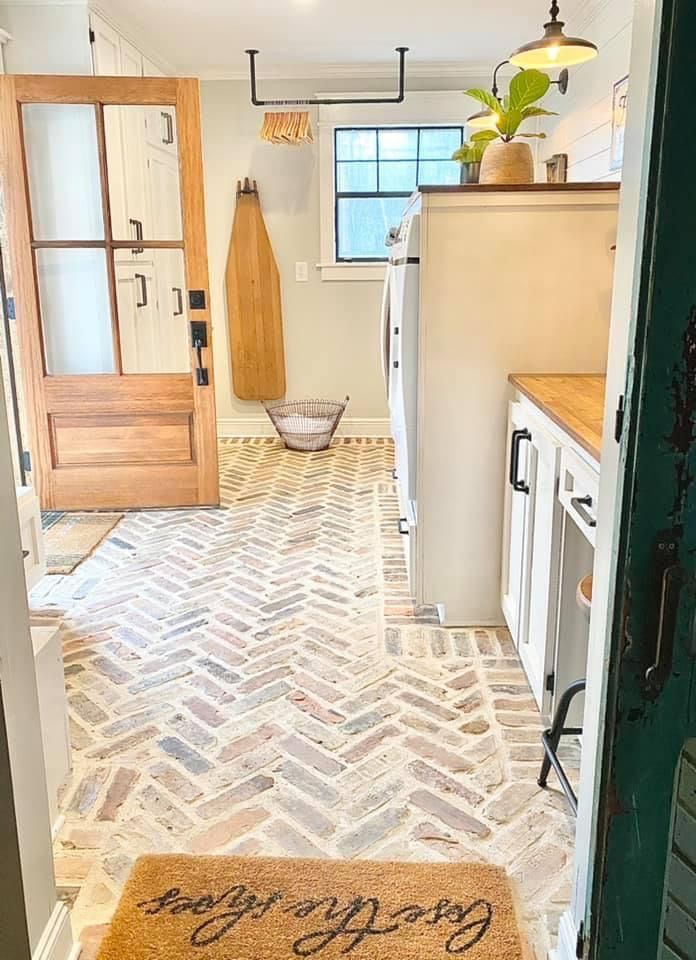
top-left (22, 450), bottom-right (31, 473)
top-left (89, 27), bottom-right (95, 43)
top-left (545, 671), bottom-right (555, 695)
top-left (614, 394), bottom-right (625, 443)
top-left (576, 921), bottom-right (586, 958)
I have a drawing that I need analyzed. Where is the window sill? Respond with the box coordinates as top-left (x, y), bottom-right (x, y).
top-left (317, 262), bottom-right (387, 282)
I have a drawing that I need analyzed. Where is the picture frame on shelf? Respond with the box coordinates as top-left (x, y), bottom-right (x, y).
top-left (545, 153), bottom-right (568, 183)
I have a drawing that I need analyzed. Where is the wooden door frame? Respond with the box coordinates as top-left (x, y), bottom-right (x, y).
top-left (0, 75), bottom-right (218, 508)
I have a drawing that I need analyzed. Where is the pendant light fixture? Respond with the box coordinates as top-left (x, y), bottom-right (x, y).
top-left (467, 60), bottom-right (569, 130)
top-left (510, 1), bottom-right (598, 69)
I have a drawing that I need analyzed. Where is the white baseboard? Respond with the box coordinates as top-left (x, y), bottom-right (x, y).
top-left (549, 909), bottom-right (578, 960)
top-left (217, 417), bottom-right (391, 439)
top-left (33, 902), bottom-right (79, 960)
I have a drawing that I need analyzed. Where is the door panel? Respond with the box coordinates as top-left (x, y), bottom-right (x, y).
top-left (0, 75), bottom-right (218, 509)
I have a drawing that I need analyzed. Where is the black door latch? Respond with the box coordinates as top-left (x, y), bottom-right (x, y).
top-left (190, 321), bottom-right (209, 386)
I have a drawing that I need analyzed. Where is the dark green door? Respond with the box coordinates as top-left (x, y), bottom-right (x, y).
top-left (590, 0), bottom-right (696, 956)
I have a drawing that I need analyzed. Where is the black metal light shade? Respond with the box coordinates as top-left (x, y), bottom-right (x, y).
top-left (510, 2), bottom-right (598, 69)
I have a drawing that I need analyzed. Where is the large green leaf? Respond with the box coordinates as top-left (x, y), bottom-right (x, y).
top-left (463, 88), bottom-right (500, 112)
top-left (520, 106), bottom-right (558, 119)
top-left (470, 129), bottom-right (499, 142)
top-left (509, 69), bottom-right (551, 110)
top-left (498, 109), bottom-right (523, 138)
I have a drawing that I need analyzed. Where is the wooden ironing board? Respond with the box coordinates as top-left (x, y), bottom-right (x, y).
top-left (225, 178), bottom-right (286, 400)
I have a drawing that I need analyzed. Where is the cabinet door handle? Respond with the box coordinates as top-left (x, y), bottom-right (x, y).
top-left (129, 218), bottom-right (144, 254)
top-left (570, 494), bottom-right (597, 529)
top-left (161, 111), bottom-right (174, 145)
top-left (398, 518), bottom-right (409, 535)
top-left (135, 273), bottom-right (148, 308)
top-left (172, 287), bottom-right (184, 316)
top-left (509, 428), bottom-right (531, 494)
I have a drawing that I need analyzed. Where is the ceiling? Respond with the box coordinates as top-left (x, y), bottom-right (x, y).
top-left (98, 0), bottom-right (588, 77)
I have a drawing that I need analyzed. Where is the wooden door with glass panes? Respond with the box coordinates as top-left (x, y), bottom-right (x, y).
top-left (0, 76), bottom-right (218, 509)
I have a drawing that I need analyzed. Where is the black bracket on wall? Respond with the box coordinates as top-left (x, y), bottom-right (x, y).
top-left (245, 47), bottom-right (409, 107)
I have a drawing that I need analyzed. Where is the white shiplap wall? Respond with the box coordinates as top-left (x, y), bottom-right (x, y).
top-left (541, 0), bottom-right (634, 182)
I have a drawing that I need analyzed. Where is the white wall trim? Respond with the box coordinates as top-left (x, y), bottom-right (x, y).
top-left (549, 910), bottom-right (578, 960)
top-left (218, 417), bottom-right (391, 439)
top-left (33, 902), bottom-right (79, 960)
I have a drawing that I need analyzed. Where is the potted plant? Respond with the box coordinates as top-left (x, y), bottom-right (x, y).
top-left (463, 69), bottom-right (557, 184)
top-left (451, 138), bottom-right (489, 184)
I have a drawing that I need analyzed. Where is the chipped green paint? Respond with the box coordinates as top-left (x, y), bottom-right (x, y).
top-left (591, 0), bottom-right (696, 956)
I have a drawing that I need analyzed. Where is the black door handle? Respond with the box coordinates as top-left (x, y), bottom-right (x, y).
top-left (570, 494), bottom-right (597, 529)
top-left (645, 564), bottom-right (684, 691)
top-left (135, 273), bottom-right (148, 308)
top-left (398, 518), bottom-right (409, 535)
top-left (129, 218), bottom-right (144, 254)
top-left (172, 287), bottom-right (184, 316)
top-left (509, 428), bottom-right (531, 494)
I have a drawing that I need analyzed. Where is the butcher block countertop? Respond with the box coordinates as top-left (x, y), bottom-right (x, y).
top-left (509, 374), bottom-right (606, 463)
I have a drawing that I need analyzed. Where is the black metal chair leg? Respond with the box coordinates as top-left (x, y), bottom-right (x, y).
top-left (538, 678), bottom-right (586, 815)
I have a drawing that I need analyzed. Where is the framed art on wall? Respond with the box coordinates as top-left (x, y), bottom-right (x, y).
top-left (610, 75), bottom-right (629, 171)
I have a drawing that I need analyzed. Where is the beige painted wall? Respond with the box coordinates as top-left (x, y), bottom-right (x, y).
top-left (200, 76), bottom-right (485, 430)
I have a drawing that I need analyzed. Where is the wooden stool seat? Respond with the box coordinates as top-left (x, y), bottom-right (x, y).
top-left (576, 574), bottom-right (593, 615)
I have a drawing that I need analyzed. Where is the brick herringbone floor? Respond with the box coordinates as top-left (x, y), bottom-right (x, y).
top-left (31, 439), bottom-right (577, 959)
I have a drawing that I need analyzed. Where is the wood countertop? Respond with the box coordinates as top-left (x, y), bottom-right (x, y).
top-left (509, 374), bottom-right (606, 463)
top-left (418, 182), bottom-right (620, 194)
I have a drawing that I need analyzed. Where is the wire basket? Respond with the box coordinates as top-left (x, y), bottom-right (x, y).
top-left (264, 397), bottom-right (349, 451)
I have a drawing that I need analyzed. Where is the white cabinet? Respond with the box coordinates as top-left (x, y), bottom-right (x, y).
top-left (32, 625), bottom-right (71, 838)
top-left (89, 13), bottom-right (121, 75)
top-left (116, 255), bottom-right (189, 374)
top-left (17, 486), bottom-right (46, 591)
top-left (501, 401), bottom-right (561, 711)
top-left (118, 35), bottom-right (143, 77)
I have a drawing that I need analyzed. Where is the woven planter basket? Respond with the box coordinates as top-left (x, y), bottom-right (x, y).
top-left (264, 397), bottom-right (349, 451)
top-left (479, 140), bottom-right (534, 185)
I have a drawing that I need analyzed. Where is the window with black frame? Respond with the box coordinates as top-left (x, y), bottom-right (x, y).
top-left (334, 126), bottom-right (465, 262)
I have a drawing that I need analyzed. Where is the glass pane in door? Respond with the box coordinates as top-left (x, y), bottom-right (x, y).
top-left (116, 249), bottom-right (190, 374)
top-left (104, 105), bottom-right (183, 243)
top-left (22, 104), bottom-right (104, 241)
top-left (36, 248), bottom-right (115, 374)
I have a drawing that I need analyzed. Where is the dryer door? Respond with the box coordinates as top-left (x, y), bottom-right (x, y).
top-left (380, 264), bottom-right (392, 399)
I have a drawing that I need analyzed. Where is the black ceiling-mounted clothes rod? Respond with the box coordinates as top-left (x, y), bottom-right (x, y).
top-left (244, 47), bottom-right (409, 106)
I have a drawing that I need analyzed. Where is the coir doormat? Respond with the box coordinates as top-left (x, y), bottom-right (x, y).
top-left (42, 512), bottom-right (122, 574)
top-left (96, 854), bottom-right (525, 959)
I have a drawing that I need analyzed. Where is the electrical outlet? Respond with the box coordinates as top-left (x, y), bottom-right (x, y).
top-left (295, 261), bottom-right (309, 282)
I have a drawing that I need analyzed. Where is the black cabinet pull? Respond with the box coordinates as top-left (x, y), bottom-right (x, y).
top-left (393, 360), bottom-right (399, 369)
top-left (129, 218), bottom-right (144, 254)
top-left (509, 428), bottom-right (531, 494)
top-left (570, 494), bottom-right (597, 529)
top-left (398, 518), bottom-right (409, 535)
top-left (135, 273), bottom-right (148, 308)
top-left (172, 287), bottom-right (184, 316)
